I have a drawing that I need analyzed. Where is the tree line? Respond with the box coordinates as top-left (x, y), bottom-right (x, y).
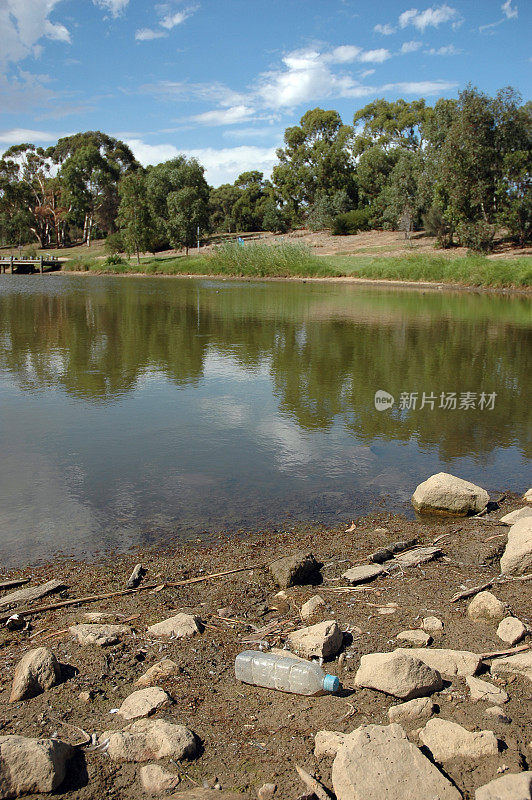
top-left (0, 85), bottom-right (530, 256)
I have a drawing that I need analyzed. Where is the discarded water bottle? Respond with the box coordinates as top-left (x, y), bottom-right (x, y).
top-left (235, 650), bottom-right (340, 696)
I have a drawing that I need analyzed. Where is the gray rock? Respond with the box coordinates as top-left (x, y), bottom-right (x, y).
top-left (484, 706), bottom-right (512, 724)
top-left (422, 616), bottom-right (444, 634)
top-left (490, 650), bottom-right (532, 682)
top-left (139, 763), bottom-right (180, 794)
top-left (314, 730), bottom-right (347, 758)
top-left (69, 623), bottom-right (131, 646)
top-left (354, 651), bottom-right (443, 699)
top-left (419, 718), bottom-right (499, 762)
top-left (497, 617), bottom-right (527, 646)
top-left (118, 687), bottom-right (171, 720)
top-left (135, 659), bottom-right (180, 688)
top-left (397, 630), bottom-right (432, 646)
top-left (524, 488), bottom-right (532, 502)
top-left (257, 783), bottom-right (277, 800)
top-left (500, 518), bottom-right (532, 576)
top-left (466, 676), bottom-right (509, 704)
top-left (467, 591), bottom-right (506, 623)
top-left (388, 697), bottom-right (435, 724)
top-left (412, 472), bottom-right (489, 515)
top-left (342, 564), bottom-right (386, 585)
top-left (475, 771), bottom-right (532, 800)
top-left (388, 546), bottom-right (442, 568)
top-left (300, 595), bottom-right (325, 622)
top-left (268, 552), bottom-right (321, 588)
top-left (331, 723), bottom-right (461, 800)
top-left (147, 614), bottom-right (203, 639)
top-left (103, 718), bottom-right (197, 762)
top-left (287, 620), bottom-right (343, 659)
top-left (500, 507), bottom-right (532, 525)
top-left (9, 647), bottom-right (61, 703)
top-left (0, 735), bottom-right (73, 797)
top-left (126, 563), bottom-right (146, 589)
top-left (398, 647), bottom-right (481, 677)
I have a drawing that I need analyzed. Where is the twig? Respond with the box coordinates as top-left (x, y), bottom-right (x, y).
top-left (0, 578), bottom-right (30, 591)
top-left (450, 578), bottom-right (496, 602)
top-left (480, 644), bottom-right (531, 659)
top-left (295, 765), bottom-right (332, 800)
top-left (38, 628), bottom-right (70, 642)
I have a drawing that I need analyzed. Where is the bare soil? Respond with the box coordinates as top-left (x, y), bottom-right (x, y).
top-left (0, 497), bottom-right (530, 799)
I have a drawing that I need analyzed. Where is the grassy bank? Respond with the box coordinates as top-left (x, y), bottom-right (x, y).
top-left (64, 242), bottom-right (532, 288)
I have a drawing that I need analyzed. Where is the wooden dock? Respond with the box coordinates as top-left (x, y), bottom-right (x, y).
top-left (0, 255), bottom-right (61, 274)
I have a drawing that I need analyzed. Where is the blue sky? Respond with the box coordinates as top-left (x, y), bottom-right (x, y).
top-left (0, 0), bottom-right (530, 185)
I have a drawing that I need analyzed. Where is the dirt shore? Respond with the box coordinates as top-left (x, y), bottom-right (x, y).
top-left (0, 496), bottom-right (530, 799)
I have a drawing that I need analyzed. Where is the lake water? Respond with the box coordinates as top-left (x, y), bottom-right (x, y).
top-left (0, 274), bottom-right (530, 566)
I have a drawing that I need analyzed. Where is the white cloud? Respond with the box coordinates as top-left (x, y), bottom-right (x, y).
top-left (135, 28), bottom-right (167, 41)
top-left (326, 45), bottom-right (362, 63)
top-left (160, 6), bottom-right (197, 29)
top-left (0, 0), bottom-right (71, 69)
top-left (358, 48), bottom-right (391, 63)
top-left (93, 0), bottom-right (129, 17)
top-left (383, 79), bottom-right (457, 94)
top-left (501, 0), bottom-right (517, 19)
top-left (359, 69), bottom-right (376, 78)
top-left (374, 23), bottom-right (396, 35)
top-left (0, 71), bottom-right (55, 113)
top-left (401, 40), bottom-right (423, 54)
top-left (189, 105), bottom-right (255, 126)
top-left (0, 128), bottom-right (63, 145)
top-left (136, 3), bottom-right (198, 41)
top-left (399, 4), bottom-right (461, 31)
top-left (44, 20), bottom-right (71, 43)
top-left (426, 44), bottom-right (462, 55)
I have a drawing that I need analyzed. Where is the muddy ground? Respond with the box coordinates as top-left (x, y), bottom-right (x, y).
top-left (0, 495), bottom-right (530, 799)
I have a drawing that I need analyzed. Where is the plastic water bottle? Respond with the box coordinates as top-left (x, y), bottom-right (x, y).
top-left (235, 650), bottom-right (340, 696)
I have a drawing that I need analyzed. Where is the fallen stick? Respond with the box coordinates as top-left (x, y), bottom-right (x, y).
top-left (38, 628), bottom-right (69, 642)
top-left (0, 578), bottom-right (30, 591)
top-left (295, 765), bottom-right (332, 800)
top-left (450, 578), bottom-right (495, 602)
top-left (480, 644), bottom-right (531, 659)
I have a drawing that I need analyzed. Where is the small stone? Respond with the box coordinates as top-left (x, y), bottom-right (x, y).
top-left (500, 517), bottom-right (532, 576)
top-left (342, 564), bottom-right (385, 585)
top-left (497, 617), bottom-right (527, 645)
top-left (118, 687), bottom-right (171, 720)
top-left (127, 563), bottom-right (146, 589)
top-left (397, 630), bottom-right (432, 646)
top-left (269, 552), bottom-right (321, 588)
top-left (475, 770), bottom-right (532, 800)
top-left (387, 697), bottom-right (435, 724)
top-left (300, 595), bottom-right (325, 622)
top-left (135, 659), bottom-right (180, 688)
top-left (500, 507), bottom-right (532, 525)
top-left (490, 650), bottom-right (532, 682)
top-left (271, 591), bottom-right (290, 613)
top-left (412, 472), bottom-right (489, 515)
top-left (466, 676), bottom-right (509, 704)
top-left (78, 690), bottom-right (93, 703)
top-left (147, 614), bottom-right (203, 639)
top-left (9, 647), bottom-right (61, 703)
top-left (257, 783), bottom-right (277, 799)
top-left (419, 718), bottom-right (499, 762)
top-left (140, 764), bottom-right (180, 794)
top-left (314, 730), bottom-right (347, 758)
top-left (103, 719), bottom-right (197, 762)
top-left (484, 706), bottom-right (512, 724)
top-left (354, 651), bottom-right (443, 700)
top-left (287, 620), bottom-right (343, 659)
top-left (69, 623), bottom-right (131, 646)
top-left (422, 616), bottom-right (444, 634)
top-left (467, 591), bottom-right (506, 622)
top-left (0, 735), bottom-right (73, 796)
top-left (398, 647), bottom-right (481, 677)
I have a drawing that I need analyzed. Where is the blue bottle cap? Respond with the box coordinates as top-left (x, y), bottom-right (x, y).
top-left (323, 674), bottom-right (340, 692)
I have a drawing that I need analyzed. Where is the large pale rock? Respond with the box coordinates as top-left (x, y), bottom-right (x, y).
top-left (135, 659), bottom-right (180, 688)
top-left (467, 591), bottom-right (507, 623)
top-left (118, 687), bottom-right (171, 720)
top-left (423, 616), bottom-right (444, 634)
top-left (412, 472), bottom-right (489, 516)
top-left (476, 771), bottom-right (532, 800)
top-left (500, 518), bottom-right (532, 576)
top-left (287, 620), bottom-right (343, 659)
top-left (419, 718), bottom-right (499, 762)
top-left (354, 651), bottom-right (442, 699)
top-left (331, 723), bottom-right (461, 800)
top-left (342, 564), bottom-right (385, 585)
top-left (388, 697), bottom-right (435, 724)
top-left (269, 551), bottom-right (321, 588)
top-left (397, 630), bottom-right (432, 646)
top-left (500, 507), bottom-right (532, 525)
top-left (497, 617), bottom-right (527, 646)
top-left (466, 676), bottom-right (509, 704)
top-left (147, 614), bottom-right (203, 639)
top-left (524, 488), bottom-right (532, 502)
top-left (314, 730), bottom-right (347, 758)
top-left (300, 595), bottom-right (325, 622)
top-left (103, 719), bottom-right (197, 762)
top-left (69, 623), bottom-right (131, 646)
top-left (490, 650), bottom-right (532, 682)
top-left (9, 648), bottom-right (61, 702)
top-left (0, 735), bottom-right (73, 798)
top-left (398, 647), bottom-right (481, 677)
top-left (139, 763), bottom-right (180, 794)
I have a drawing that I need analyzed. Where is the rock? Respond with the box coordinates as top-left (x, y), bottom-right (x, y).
top-left (342, 564), bottom-right (385, 585)
top-left (127, 563), bottom-right (146, 589)
top-left (79, 690), bottom-right (93, 703)
top-left (83, 612), bottom-right (116, 623)
top-left (300, 595), bottom-right (325, 622)
top-left (423, 616), bottom-right (444, 633)
top-left (269, 552), bottom-right (321, 588)
top-left (135, 659), bottom-right (180, 688)
top-left (388, 546), bottom-right (442, 568)
top-left (497, 617), bottom-right (527, 645)
top-left (524, 488), bottom-right (532, 502)
top-left (9, 647), bottom-right (61, 703)
top-left (118, 687), bottom-right (171, 720)
top-left (466, 676), bottom-right (509, 704)
top-left (331, 723), bottom-right (461, 800)
top-left (467, 591), bottom-right (506, 623)
top-left (369, 540), bottom-right (417, 563)
top-left (419, 718), bottom-right (499, 762)
top-left (475, 771), bottom-right (532, 800)
top-left (397, 630), bottom-right (432, 646)
top-left (270, 591), bottom-right (290, 613)
top-left (314, 730), bottom-right (347, 758)
top-left (139, 764), bottom-right (180, 794)
top-left (500, 507), bottom-right (532, 525)
top-left (69, 623), bottom-right (131, 646)
top-left (354, 651), bottom-right (442, 699)
top-left (287, 620), bottom-right (343, 659)
top-left (257, 783), bottom-right (277, 799)
top-left (484, 706), bottom-right (512, 724)
top-left (412, 472), bottom-right (489, 515)
top-left (490, 650), bottom-right (532, 682)
top-left (0, 735), bottom-right (73, 797)
top-left (103, 719), bottom-right (197, 762)
top-left (500, 518), bottom-right (532, 576)
top-left (388, 697), bottom-right (435, 724)
top-left (400, 647), bottom-right (482, 677)
top-left (147, 614), bottom-right (203, 639)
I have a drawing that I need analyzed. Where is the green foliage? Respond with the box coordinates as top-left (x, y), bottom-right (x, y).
top-left (262, 201), bottom-right (290, 233)
top-left (306, 190), bottom-right (351, 231)
top-left (206, 242), bottom-right (334, 277)
top-left (103, 254), bottom-right (127, 266)
top-left (422, 206), bottom-right (454, 248)
top-left (104, 231), bottom-right (124, 254)
top-left (23, 246), bottom-right (38, 258)
top-left (455, 220), bottom-right (498, 253)
top-left (332, 208), bottom-right (372, 235)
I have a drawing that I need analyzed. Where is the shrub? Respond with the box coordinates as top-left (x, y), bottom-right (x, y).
top-left (262, 201), bottom-right (290, 233)
top-left (103, 254), bottom-right (127, 266)
top-left (332, 208), bottom-right (372, 236)
top-left (104, 231), bottom-right (124, 254)
top-left (23, 246), bottom-right (38, 259)
top-left (456, 220), bottom-right (497, 253)
top-left (422, 206), bottom-right (454, 248)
